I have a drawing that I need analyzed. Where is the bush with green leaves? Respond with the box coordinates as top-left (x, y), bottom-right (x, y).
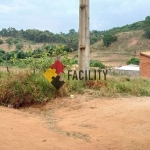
top-left (0, 39), bottom-right (3, 44)
top-left (16, 42), bottom-right (23, 50)
top-left (0, 58), bottom-right (4, 63)
top-left (103, 34), bottom-right (117, 47)
top-left (144, 16), bottom-right (150, 39)
top-left (126, 57), bottom-right (140, 65)
top-left (71, 59), bottom-right (78, 65)
top-left (0, 72), bottom-right (57, 107)
top-left (32, 48), bottom-right (43, 58)
top-left (90, 60), bottom-right (105, 69)
top-left (0, 49), bottom-right (5, 56)
top-left (13, 38), bottom-right (19, 44)
top-left (6, 37), bottom-right (13, 48)
top-left (144, 27), bottom-right (150, 39)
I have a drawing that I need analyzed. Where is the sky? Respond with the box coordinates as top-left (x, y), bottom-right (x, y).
top-left (0, 0), bottom-right (150, 33)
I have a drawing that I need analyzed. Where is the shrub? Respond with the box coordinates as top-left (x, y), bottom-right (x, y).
top-left (32, 48), bottom-right (43, 58)
top-left (66, 79), bottom-right (84, 93)
top-left (107, 77), bottom-right (150, 96)
top-left (14, 38), bottom-right (19, 44)
top-left (0, 49), bottom-right (5, 54)
top-left (71, 59), bottom-right (78, 65)
top-left (16, 42), bottom-right (23, 50)
top-left (144, 16), bottom-right (150, 39)
top-left (90, 60), bottom-right (105, 69)
top-left (126, 57), bottom-right (140, 65)
top-left (144, 27), bottom-right (150, 39)
top-left (103, 34), bottom-right (117, 47)
top-left (0, 72), bottom-right (57, 108)
top-left (0, 39), bottom-right (3, 44)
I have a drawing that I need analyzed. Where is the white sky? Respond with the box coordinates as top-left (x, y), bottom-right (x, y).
top-left (0, 0), bottom-right (150, 33)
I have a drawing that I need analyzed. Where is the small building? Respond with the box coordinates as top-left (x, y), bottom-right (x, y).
top-left (114, 64), bottom-right (140, 77)
top-left (140, 52), bottom-right (150, 78)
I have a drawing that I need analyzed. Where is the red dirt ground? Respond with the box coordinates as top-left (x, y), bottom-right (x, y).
top-left (1, 95), bottom-right (150, 150)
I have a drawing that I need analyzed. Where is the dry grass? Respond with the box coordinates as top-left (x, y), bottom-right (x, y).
top-left (0, 69), bottom-right (150, 108)
top-left (0, 71), bottom-right (57, 108)
top-left (89, 30), bottom-right (150, 67)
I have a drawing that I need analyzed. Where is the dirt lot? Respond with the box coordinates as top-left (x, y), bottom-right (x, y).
top-left (0, 95), bottom-right (150, 150)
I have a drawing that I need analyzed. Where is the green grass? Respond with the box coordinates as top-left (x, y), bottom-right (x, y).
top-left (0, 71), bottom-right (57, 108)
top-left (0, 69), bottom-right (150, 108)
top-left (66, 75), bottom-right (150, 97)
top-left (73, 76), bottom-right (150, 97)
top-left (95, 77), bottom-right (150, 97)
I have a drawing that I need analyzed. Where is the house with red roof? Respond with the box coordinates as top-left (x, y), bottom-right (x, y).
top-left (140, 51), bottom-right (150, 78)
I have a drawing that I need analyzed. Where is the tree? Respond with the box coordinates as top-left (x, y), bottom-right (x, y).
top-left (144, 16), bottom-right (150, 39)
top-left (6, 38), bottom-right (13, 48)
top-left (0, 28), bottom-right (8, 37)
top-left (0, 39), bottom-right (3, 44)
top-left (16, 42), bottom-right (23, 50)
top-left (69, 29), bottom-right (76, 35)
top-left (44, 44), bottom-right (54, 56)
top-left (144, 27), bottom-right (150, 39)
top-left (0, 49), bottom-right (5, 63)
top-left (144, 16), bottom-right (150, 27)
top-left (103, 34), bottom-right (117, 47)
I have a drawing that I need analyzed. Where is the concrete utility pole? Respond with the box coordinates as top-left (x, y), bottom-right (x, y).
top-left (78, 0), bottom-right (90, 74)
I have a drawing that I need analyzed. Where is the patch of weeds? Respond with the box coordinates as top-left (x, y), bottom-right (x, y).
top-left (0, 71), bottom-right (57, 108)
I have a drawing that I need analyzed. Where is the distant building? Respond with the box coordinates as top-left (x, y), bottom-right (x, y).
top-left (114, 64), bottom-right (139, 77)
top-left (140, 52), bottom-right (150, 78)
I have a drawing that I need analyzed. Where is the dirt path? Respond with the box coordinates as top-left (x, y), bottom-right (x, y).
top-left (1, 95), bottom-right (150, 150)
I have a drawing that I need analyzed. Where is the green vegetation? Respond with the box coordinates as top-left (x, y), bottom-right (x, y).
top-left (144, 16), bottom-right (150, 39)
top-left (0, 28), bottom-right (78, 51)
top-left (85, 77), bottom-right (150, 97)
top-left (144, 27), bottom-right (150, 38)
top-left (126, 57), bottom-right (140, 65)
top-left (16, 42), bottom-right (23, 50)
top-left (0, 39), bottom-right (3, 44)
top-left (0, 45), bottom-right (72, 73)
top-left (6, 37), bottom-right (13, 48)
top-left (107, 21), bottom-right (144, 35)
top-left (0, 45), bottom-right (64, 63)
top-left (1, 71), bottom-right (150, 108)
top-left (107, 77), bottom-right (150, 97)
top-left (0, 50), bottom-right (5, 63)
top-left (103, 34), bottom-right (117, 47)
top-left (0, 46), bottom-right (72, 107)
top-left (0, 16), bottom-right (149, 53)
top-left (0, 71), bottom-right (57, 108)
top-left (1, 16), bottom-right (150, 108)
top-left (0, 43), bottom-right (149, 108)
top-left (90, 60), bottom-right (105, 69)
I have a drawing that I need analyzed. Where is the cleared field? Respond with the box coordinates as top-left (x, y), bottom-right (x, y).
top-left (1, 95), bottom-right (150, 150)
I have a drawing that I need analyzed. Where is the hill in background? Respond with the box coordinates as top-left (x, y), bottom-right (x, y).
top-left (90, 30), bottom-right (150, 66)
top-left (0, 16), bottom-right (150, 67)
